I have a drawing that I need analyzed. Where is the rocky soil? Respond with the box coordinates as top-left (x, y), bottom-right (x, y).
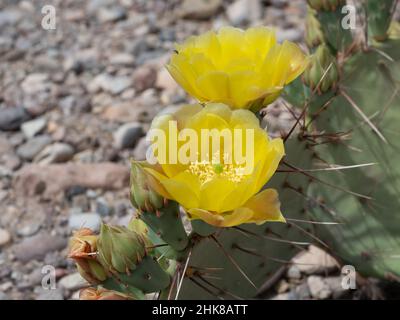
top-left (0, 0), bottom-right (399, 300)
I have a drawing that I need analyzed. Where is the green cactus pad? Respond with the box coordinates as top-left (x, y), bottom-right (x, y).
top-left (285, 39), bottom-right (400, 280)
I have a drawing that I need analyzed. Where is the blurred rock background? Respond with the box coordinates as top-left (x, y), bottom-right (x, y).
top-left (0, 0), bottom-right (399, 300)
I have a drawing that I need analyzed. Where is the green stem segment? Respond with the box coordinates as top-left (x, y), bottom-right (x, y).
top-left (191, 220), bottom-right (217, 237)
top-left (317, 8), bottom-right (353, 53)
top-left (102, 256), bottom-right (170, 295)
top-left (140, 201), bottom-right (189, 252)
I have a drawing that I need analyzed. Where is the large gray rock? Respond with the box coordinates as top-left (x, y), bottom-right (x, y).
top-left (113, 122), bottom-right (143, 149)
top-left (58, 272), bottom-right (88, 291)
top-left (226, 0), bottom-right (262, 26)
top-left (14, 163), bottom-right (130, 198)
top-left (180, 0), bottom-right (222, 20)
top-left (16, 135), bottom-right (52, 160)
top-left (34, 143), bottom-right (75, 164)
top-left (13, 234), bottom-right (67, 263)
top-left (21, 117), bottom-right (47, 138)
top-left (0, 107), bottom-right (31, 131)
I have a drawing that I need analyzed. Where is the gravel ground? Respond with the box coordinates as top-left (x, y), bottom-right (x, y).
top-left (0, 0), bottom-right (399, 300)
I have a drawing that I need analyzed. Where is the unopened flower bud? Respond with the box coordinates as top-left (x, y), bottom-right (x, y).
top-left (305, 7), bottom-right (325, 48)
top-left (97, 223), bottom-right (147, 275)
top-left (79, 287), bottom-right (134, 300)
top-left (130, 162), bottom-right (165, 212)
top-left (303, 44), bottom-right (339, 94)
top-left (68, 228), bottom-right (108, 284)
top-left (128, 218), bottom-right (148, 238)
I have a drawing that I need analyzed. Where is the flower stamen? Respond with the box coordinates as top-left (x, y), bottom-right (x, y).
top-left (188, 160), bottom-right (246, 184)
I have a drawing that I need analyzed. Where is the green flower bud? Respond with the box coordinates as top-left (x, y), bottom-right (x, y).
top-left (97, 224), bottom-right (147, 275)
top-left (130, 161), bottom-right (165, 212)
top-left (305, 7), bottom-right (325, 48)
top-left (128, 218), bottom-right (148, 237)
top-left (303, 44), bottom-right (339, 94)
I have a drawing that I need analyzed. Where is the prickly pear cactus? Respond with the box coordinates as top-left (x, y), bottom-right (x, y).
top-left (284, 0), bottom-right (400, 280)
top-left (68, 0), bottom-right (400, 301)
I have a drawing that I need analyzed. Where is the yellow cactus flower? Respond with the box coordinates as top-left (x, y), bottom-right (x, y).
top-left (166, 26), bottom-right (308, 110)
top-left (141, 103), bottom-right (285, 227)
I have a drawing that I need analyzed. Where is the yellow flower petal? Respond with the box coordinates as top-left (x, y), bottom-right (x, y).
top-left (256, 138), bottom-right (285, 191)
top-left (146, 168), bottom-right (200, 209)
top-left (186, 109), bottom-right (230, 138)
top-left (283, 41), bottom-right (309, 84)
top-left (167, 56), bottom-right (203, 100)
top-left (196, 71), bottom-right (230, 103)
top-left (216, 27), bottom-right (246, 68)
top-left (219, 174), bottom-right (258, 212)
top-left (244, 26), bottom-right (277, 58)
top-left (187, 208), bottom-right (225, 226)
top-left (201, 103), bottom-right (232, 121)
top-left (189, 53), bottom-right (216, 76)
top-left (188, 207), bottom-right (254, 228)
top-left (172, 103), bottom-right (204, 129)
top-left (230, 108), bottom-right (260, 129)
top-left (240, 188), bottom-right (285, 223)
top-left (228, 70), bottom-right (263, 108)
top-left (149, 113), bottom-right (186, 178)
top-left (199, 176), bottom-right (237, 212)
top-left (187, 188), bottom-right (283, 228)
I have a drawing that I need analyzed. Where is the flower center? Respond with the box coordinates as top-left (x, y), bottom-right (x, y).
top-left (188, 160), bottom-right (246, 184)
